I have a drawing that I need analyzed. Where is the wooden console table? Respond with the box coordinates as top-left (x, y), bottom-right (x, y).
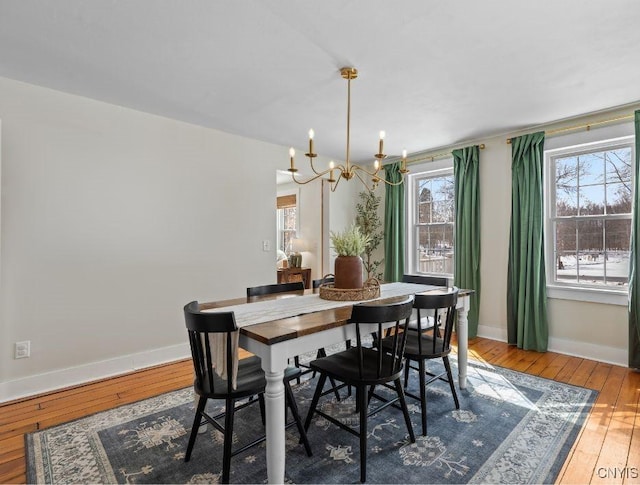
top-left (277, 267), bottom-right (311, 289)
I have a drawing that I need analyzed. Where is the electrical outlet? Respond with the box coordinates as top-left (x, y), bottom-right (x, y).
top-left (15, 341), bottom-right (30, 359)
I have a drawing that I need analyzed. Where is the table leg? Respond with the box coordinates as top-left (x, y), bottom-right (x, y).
top-left (457, 296), bottom-right (469, 389)
top-left (264, 370), bottom-right (286, 484)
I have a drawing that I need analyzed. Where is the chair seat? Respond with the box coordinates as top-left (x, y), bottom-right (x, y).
top-left (309, 347), bottom-right (403, 385)
top-left (195, 356), bottom-right (302, 398)
top-left (195, 355), bottom-right (265, 398)
top-left (407, 315), bottom-right (434, 331)
top-left (382, 333), bottom-right (449, 360)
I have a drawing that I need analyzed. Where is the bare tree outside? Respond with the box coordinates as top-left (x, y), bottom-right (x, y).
top-left (552, 144), bottom-right (632, 287)
top-left (416, 174), bottom-right (455, 274)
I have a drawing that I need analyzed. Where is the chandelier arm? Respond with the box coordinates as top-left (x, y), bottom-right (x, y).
top-left (377, 175), bottom-right (406, 187)
top-left (352, 164), bottom-right (406, 187)
top-left (290, 169), bottom-right (331, 185)
top-left (330, 171), bottom-right (344, 192)
top-left (308, 157), bottom-right (324, 175)
top-left (353, 168), bottom-right (375, 192)
top-left (352, 165), bottom-right (380, 178)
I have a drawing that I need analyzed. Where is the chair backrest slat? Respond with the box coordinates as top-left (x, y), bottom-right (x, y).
top-left (183, 300), bottom-right (239, 394)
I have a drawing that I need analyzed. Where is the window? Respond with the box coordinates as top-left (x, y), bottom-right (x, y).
top-left (407, 165), bottom-right (455, 276)
top-left (545, 136), bottom-right (634, 297)
top-left (277, 193), bottom-right (297, 254)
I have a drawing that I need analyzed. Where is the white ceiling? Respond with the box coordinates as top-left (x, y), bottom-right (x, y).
top-left (1, 1), bottom-right (640, 163)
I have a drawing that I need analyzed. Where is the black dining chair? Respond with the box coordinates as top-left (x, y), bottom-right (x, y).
top-left (401, 274), bottom-right (448, 333)
top-left (183, 301), bottom-right (312, 483)
top-left (381, 287), bottom-right (459, 436)
top-left (246, 281), bottom-right (308, 383)
top-left (402, 273), bottom-right (448, 287)
top-left (303, 295), bottom-right (416, 483)
top-left (312, 276), bottom-right (335, 289)
top-left (246, 281), bottom-right (304, 299)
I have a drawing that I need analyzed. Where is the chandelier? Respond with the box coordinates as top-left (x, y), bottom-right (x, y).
top-left (286, 67), bottom-right (409, 192)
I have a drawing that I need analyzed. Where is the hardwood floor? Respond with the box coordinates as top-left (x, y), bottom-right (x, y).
top-left (1, 337), bottom-right (638, 484)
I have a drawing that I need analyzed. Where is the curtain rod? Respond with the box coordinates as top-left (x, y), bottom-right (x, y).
top-left (406, 143), bottom-right (485, 166)
top-left (506, 113), bottom-right (634, 144)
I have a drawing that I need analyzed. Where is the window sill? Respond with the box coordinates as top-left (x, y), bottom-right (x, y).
top-left (547, 285), bottom-right (627, 306)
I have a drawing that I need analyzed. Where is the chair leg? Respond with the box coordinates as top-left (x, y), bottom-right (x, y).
top-left (294, 356), bottom-right (301, 384)
top-left (185, 395), bottom-right (207, 462)
top-left (394, 378), bottom-right (416, 443)
top-left (404, 361), bottom-right (410, 388)
top-left (358, 385), bottom-right (368, 483)
top-left (443, 356), bottom-right (460, 409)
top-left (258, 393), bottom-right (266, 426)
top-left (419, 360), bottom-right (428, 436)
top-left (312, 349), bottom-right (325, 378)
top-left (284, 379), bottom-right (313, 456)
top-left (222, 398), bottom-right (235, 484)
top-left (304, 373), bottom-right (328, 431)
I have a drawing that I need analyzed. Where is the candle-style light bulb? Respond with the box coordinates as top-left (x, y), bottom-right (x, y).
top-left (289, 147), bottom-right (295, 170)
top-left (329, 160), bottom-right (335, 182)
top-left (308, 129), bottom-right (315, 155)
top-left (378, 130), bottom-right (385, 155)
top-left (374, 160), bottom-right (380, 171)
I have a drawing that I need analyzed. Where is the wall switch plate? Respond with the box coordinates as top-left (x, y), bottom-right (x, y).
top-left (262, 240), bottom-right (271, 251)
top-left (15, 340), bottom-right (31, 359)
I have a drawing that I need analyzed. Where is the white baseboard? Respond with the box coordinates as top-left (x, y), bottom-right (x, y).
top-left (547, 336), bottom-right (627, 367)
top-left (0, 343), bottom-right (191, 404)
top-left (476, 324), bottom-right (628, 367)
top-left (477, 324), bottom-right (507, 342)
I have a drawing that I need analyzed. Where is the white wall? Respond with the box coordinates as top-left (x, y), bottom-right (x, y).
top-left (0, 77), bottom-right (341, 401)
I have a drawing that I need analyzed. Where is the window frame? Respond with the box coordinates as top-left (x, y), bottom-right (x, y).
top-left (405, 159), bottom-right (455, 278)
top-left (544, 131), bottom-right (634, 306)
top-left (276, 189), bottom-right (299, 255)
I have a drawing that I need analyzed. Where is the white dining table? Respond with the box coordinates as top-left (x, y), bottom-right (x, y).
top-left (202, 283), bottom-right (472, 484)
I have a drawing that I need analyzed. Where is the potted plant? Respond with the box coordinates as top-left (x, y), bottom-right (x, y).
top-left (330, 224), bottom-right (371, 289)
top-left (355, 190), bottom-right (384, 280)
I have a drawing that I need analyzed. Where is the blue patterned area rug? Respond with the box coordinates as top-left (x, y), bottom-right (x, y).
top-left (26, 360), bottom-right (596, 484)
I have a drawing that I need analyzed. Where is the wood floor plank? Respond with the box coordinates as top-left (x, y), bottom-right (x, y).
top-left (623, 378), bottom-right (640, 485)
top-left (554, 357), bottom-right (584, 384)
top-left (592, 371), bottom-right (640, 484)
top-left (557, 365), bottom-right (628, 484)
top-left (538, 353), bottom-right (572, 380)
top-left (584, 363), bottom-right (614, 392)
top-left (524, 351), bottom-right (564, 377)
top-left (567, 359), bottom-right (599, 388)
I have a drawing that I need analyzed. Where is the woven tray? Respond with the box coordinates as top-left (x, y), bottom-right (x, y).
top-left (318, 277), bottom-right (380, 301)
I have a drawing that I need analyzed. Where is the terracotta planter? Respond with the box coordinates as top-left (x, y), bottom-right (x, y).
top-left (334, 255), bottom-right (364, 289)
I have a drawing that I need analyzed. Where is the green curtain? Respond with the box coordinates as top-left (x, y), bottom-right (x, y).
top-left (628, 110), bottom-right (640, 369)
top-left (453, 145), bottom-right (481, 338)
top-left (507, 132), bottom-right (549, 351)
top-left (384, 162), bottom-right (405, 282)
